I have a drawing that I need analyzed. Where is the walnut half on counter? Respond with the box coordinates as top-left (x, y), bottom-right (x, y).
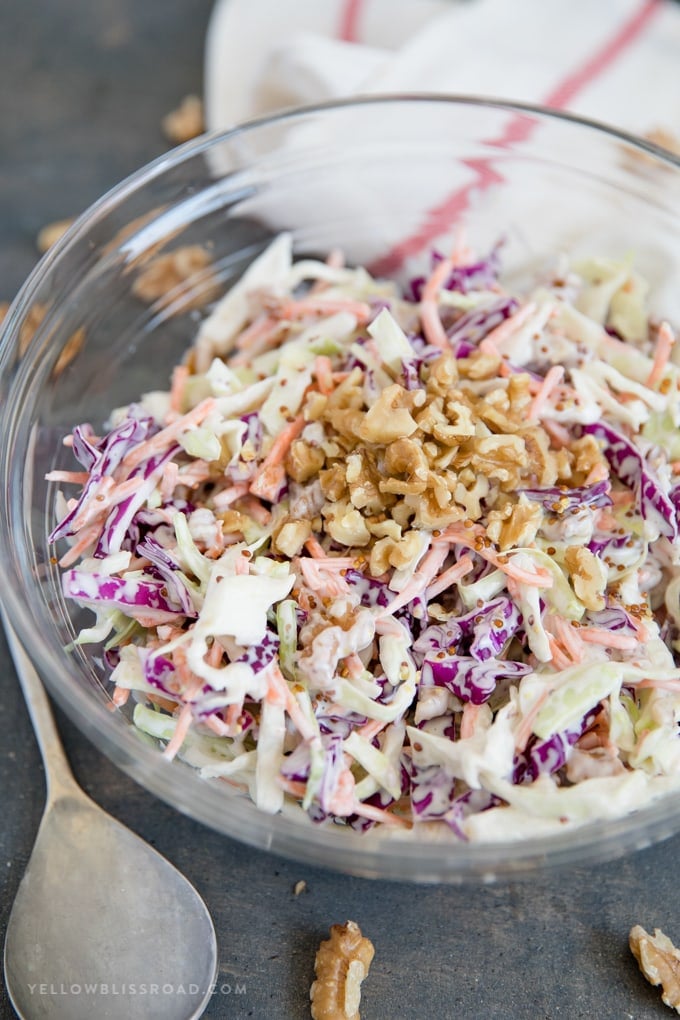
top-left (310, 920), bottom-right (375, 1020)
top-left (630, 924), bottom-right (680, 1014)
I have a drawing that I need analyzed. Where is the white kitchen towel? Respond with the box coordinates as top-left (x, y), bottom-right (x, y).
top-left (205, 0), bottom-right (680, 138)
top-left (203, 0), bottom-right (680, 272)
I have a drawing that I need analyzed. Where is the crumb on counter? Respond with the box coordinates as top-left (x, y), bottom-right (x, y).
top-left (36, 218), bottom-right (74, 254)
top-left (162, 94), bottom-right (204, 144)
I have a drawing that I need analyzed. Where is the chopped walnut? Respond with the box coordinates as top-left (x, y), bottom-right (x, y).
top-left (132, 245), bottom-right (217, 312)
top-left (369, 535), bottom-right (396, 575)
top-left (310, 921), bottom-right (375, 1020)
top-left (486, 498), bottom-right (543, 550)
top-left (630, 925), bottom-right (680, 1013)
top-left (324, 500), bottom-right (371, 548)
top-left (286, 440), bottom-right (325, 483)
top-left (564, 545), bottom-right (607, 611)
top-left (425, 352), bottom-right (458, 395)
top-left (523, 426), bottom-right (559, 486)
top-left (161, 94), bottom-right (204, 144)
top-left (457, 349), bottom-right (501, 380)
top-left (293, 880), bottom-right (307, 896)
top-left (468, 434), bottom-right (528, 489)
top-left (569, 434), bottom-right (607, 483)
top-left (36, 217), bottom-right (74, 254)
top-left (272, 518), bottom-right (312, 558)
top-left (357, 384), bottom-right (418, 443)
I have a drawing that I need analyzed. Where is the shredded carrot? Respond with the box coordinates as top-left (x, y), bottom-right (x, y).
top-left (482, 302), bottom-right (537, 350)
top-left (355, 717), bottom-right (387, 742)
top-left (426, 554), bottom-right (474, 600)
top-left (304, 535), bottom-right (327, 559)
top-left (380, 540), bottom-right (445, 616)
top-left (258, 414), bottom-right (305, 471)
top-left (542, 419), bottom-right (572, 448)
top-left (594, 508), bottom-right (618, 530)
top-left (235, 313), bottom-right (277, 352)
top-left (177, 459), bottom-right (212, 489)
top-left (265, 663), bottom-right (317, 742)
top-left (273, 297), bottom-right (372, 322)
top-left (438, 527), bottom-right (553, 588)
top-left (168, 364), bottom-right (189, 415)
top-left (514, 687), bottom-right (553, 752)
top-left (547, 635), bottom-right (573, 671)
top-left (121, 397), bottom-right (216, 473)
top-left (527, 365), bottom-right (564, 419)
top-left (636, 678), bottom-right (680, 692)
top-left (646, 321), bottom-right (676, 388)
top-left (460, 702), bottom-right (482, 740)
top-left (450, 228), bottom-right (472, 267)
top-left (299, 558), bottom-right (351, 598)
top-left (479, 337), bottom-right (501, 359)
top-left (314, 355), bottom-right (335, 395)
top-left (309, 248), bottom-right (345, 294)
top-left (419, 256), bottom-right (453, 350)
top-left (162, 702), bottom-right (193, 761)
top-left (45, 470), bottom-right (90, 484)
top-left (147, 692), bottom-right (180, 713)
top-left (58, 522), bottom-right (103, 567)
top-left (249, 414), bottom-right (305, 500)
top-left (237, 495), bottom-right (271, 525)
top-left (111, 686), bottom-right (130, 708)
top-left (327, 768), bottom-right (357, 815)
top-left (212, 481), bottom-right (250, 510)
top-left (159, 461), bottom-right (179, 502)
top-left (225, 702), bottom-right (243, 728)
top-left (609, 490), bottom-right (635, 506)
top-left (278, 776), bottom-right (307, 798)
top-left (552, 616), bottom-right (584, 662)
top-left (203, 714), bottom-right (233, 736)
top-left (578, 627), bottom-right (638, 650)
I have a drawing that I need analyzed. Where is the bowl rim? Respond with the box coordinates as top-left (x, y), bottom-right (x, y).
top-left (2, 93), bottom-right (680, 882)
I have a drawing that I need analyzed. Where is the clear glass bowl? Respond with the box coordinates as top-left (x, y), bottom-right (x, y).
top-left (2, 96), bottom-right (680, 882)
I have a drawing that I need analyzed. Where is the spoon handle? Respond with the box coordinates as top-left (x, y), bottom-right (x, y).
top-left (2, 613), bottom-right (77, 801)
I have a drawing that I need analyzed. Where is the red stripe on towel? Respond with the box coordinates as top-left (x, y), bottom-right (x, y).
top-left (338, 0), bottom-right (364, 42)
top-left (369, 0), bottom-right (662, 276)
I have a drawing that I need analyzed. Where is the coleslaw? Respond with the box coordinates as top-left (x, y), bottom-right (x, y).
top-left (47, 233), bottom-right (680, 842)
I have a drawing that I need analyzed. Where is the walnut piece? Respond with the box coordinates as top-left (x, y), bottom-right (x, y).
top-left (630, 925), bottom-right (680, 1013)
top-left (132, 245), bottom-right (217, 312)
top-left (564, 545), bottom-right (607, 611)
top-left (357, 384), bottom-right (417, 443)
top-left (36, 217), bottom-right (74, 253)
top-left (310, 920), bottom-right (375, 1020)
top-left (161, 94), bottom-right (204, 144)
top-left (272, 518), bottom-right (312, 558)
top-left (486, 498), bottom-right (543, 550)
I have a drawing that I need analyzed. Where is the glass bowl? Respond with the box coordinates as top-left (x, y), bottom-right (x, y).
top-left (2, 96), bottom-right (680, 883)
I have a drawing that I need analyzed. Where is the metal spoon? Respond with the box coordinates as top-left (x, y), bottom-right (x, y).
top-left (3, 618), bottom-right (218, 1020)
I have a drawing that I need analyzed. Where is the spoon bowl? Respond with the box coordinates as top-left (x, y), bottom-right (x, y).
top-left (3, 620), bottom-right (218, 1020)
